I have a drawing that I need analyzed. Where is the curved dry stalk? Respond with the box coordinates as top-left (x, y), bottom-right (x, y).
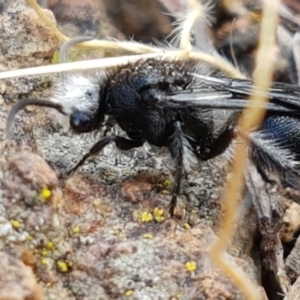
top-left (178, 0), bottom-right (201, 51)
top-left (179, 0), bottom-right (215, 51)
top-left (26, 0), bottom-right (69, 42)
top-left (27, 0), bottom-right (158, 54)
top-left (210, 1), bottom-right (280, 299)
top-left (23, 0), bottom-right (244, 80)
top-left (0, 50), bottom-right (244, 80)
top-left (26, 0), bottom-right (158, 54)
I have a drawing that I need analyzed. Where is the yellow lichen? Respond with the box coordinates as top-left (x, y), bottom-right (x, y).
top-left (46, 241), bottom-right (55, 251)
top-left (143, 233), bottom-right (153, 239)
top-left (103, 170), bottom-right (115, 177)
top-left (124, 290), bottom-right (134, 297)
top-left (153, 207), bottom-right (165, 223)
top-left (161, 190), bottom-right (170, 195)
top-left (141, 212), bottom-right (153, 223)
top-left (41, 249), bottom-right (49, 257)
top-left (93, 198), bottom-right (102, 207)
top-left (105, 207), bottom-right (113, 213)
top-left (11, 220), bottom-right (21, 229)
top-left (183, 223), bottom-right (191, 230)
top-left (113, 229), bottom-right (122, 235)
top-left (57, 260), bottom-right (68, 273)
top-left (72, 226), bottom-right (80, 234)
top-left (185, 261), bottom-right (197, 272)
top-left (171, 291), bottom-right (182, 300)
top-left (41, 258), bottom-right (48, 265)
top-left (40, 187), bottom-right (52, 200)
top-left (162, 178), bottom-right (172, 187)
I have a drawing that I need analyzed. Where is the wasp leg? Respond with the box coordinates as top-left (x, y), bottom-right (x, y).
top-left (168, 121), bottom-right (188, 217)
top-left (66, 135), bottom-right (144, 175)
top-left (102, 116), bottom-right (117, 137)
top-left (245, 162), bottom-right (290, 295)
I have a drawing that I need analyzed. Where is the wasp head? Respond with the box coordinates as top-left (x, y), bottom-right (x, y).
top-left (6, 74), bottom-right (106, 138)
top-left (52, 75), bottom-right (105, 133)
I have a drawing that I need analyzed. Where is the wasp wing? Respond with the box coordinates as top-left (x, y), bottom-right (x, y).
top-left (159, 73), bottom-right (300, 113)
top-left (209, 75), bottom-right (300, 110)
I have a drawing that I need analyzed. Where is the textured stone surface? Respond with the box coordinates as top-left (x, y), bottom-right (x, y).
top-left (280, 200), bottom-right (300, 242)
top-left (0, 251), bottom-right (43, 300)
top-left (2, 0), bottom-right (300, 299)
top-left (0, 0), bottom-right (58, 102)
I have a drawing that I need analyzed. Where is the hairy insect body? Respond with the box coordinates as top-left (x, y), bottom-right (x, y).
top-left (86, 60), bottom-right (240, 214)
top-left (7, 57), bottom-right (238, 214)
top-left (264, 115), bottom-right (300, 159)
top-left (7, 55), bottom-right (300, 214)
top-left (104, 59), bottom-right (233, 163)
top-left (252, 114), bottom-right (300, 174)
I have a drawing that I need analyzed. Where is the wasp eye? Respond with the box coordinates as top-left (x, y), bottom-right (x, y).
top-left (70, 111), bottom-right (92, 132)
top-left (86, 91), bottom-right (93, 98)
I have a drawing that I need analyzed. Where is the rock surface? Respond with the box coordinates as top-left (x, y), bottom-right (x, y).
top-left (1, 1), bottom-right (300, 300)
top-left (0, 0), bottom-right (58, 102)
top-left (0, 251), bottom-right (42, 300)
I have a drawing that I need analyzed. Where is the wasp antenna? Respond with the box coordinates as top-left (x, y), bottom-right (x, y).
top-left (60, 36), bottom-right (95, 64)
top-left (60, 36), bottom-right (95, 81)
top-left (6, 99), bottom-right (65, 139)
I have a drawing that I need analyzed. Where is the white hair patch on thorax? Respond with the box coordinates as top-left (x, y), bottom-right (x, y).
top-left (50, 74), bottom-right (102, 115)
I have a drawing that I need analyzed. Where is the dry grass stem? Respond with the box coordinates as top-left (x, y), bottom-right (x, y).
top-left (178, 0), bottom-right (201, 51)
top-left (210, 0), bottom-right (280, 299)
top-left (27, 0), bottom-right (68, 42)
top-left (0, 50), bottom-right (244, 80)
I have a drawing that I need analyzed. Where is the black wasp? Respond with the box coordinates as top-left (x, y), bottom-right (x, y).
top-left (6, 36), bottom-right (300, 215)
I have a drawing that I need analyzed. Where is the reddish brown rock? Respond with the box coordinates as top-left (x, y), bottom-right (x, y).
top-left (0, 251), bottom-right (42, 300)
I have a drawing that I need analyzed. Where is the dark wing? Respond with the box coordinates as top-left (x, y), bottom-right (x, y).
top-left (212, 75), bottom-right (300, 110)
top-left (158, 73), bottom-right (300, 113)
